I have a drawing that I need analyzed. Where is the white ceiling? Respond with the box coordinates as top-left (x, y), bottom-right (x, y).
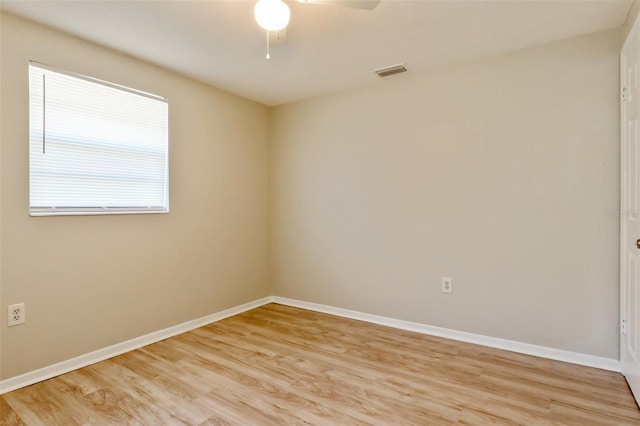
top-left (1, 0), bottom-right (633, 106)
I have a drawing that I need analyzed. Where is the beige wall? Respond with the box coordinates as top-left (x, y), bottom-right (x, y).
top-left (0, 13), bottom-right (270, 379)
top-left (271, 29), bottom-right (621, 359)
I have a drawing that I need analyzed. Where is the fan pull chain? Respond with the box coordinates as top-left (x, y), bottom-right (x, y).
top-left (266, 30), bottom-right (270, 59)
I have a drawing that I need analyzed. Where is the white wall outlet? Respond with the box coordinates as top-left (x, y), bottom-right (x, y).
top-left (8, 303), bottom-right (25, 326)
top-left (441, 277), bottom-right (453, 294)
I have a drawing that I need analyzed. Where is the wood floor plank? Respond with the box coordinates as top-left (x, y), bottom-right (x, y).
top-left (2, 303), bottom-right (639, 425)
top-left (0, 396), bottom-right (25, 426)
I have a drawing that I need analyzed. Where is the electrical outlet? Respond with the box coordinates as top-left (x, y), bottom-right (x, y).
top-left (441, 277), bottom-right (453, 294)
top-left (8, 303), bottom-right (25, 326)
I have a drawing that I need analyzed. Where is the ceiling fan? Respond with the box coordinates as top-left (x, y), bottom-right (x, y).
top-left (254, 0), bottom-right (381, 58)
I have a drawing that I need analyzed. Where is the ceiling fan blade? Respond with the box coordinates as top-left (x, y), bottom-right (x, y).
top-left (297, 0), bottom-right (381, 11)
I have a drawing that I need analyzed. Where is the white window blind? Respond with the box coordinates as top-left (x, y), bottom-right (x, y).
top-left (29, 62), bottom-right (169, 216)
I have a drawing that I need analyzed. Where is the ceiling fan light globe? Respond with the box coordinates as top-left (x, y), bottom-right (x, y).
top-left (255, 0), bottom-right (291, 31)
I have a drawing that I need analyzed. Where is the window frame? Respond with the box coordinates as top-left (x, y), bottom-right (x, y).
top-left (28, 61), bottom-right (170, 217)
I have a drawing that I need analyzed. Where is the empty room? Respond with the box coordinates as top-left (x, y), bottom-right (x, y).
top-left (1, 0), bottom-right (640, 424)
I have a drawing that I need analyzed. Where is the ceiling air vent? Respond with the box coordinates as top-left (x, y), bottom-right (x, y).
top-left (373, 64), bottom-right (407, 78)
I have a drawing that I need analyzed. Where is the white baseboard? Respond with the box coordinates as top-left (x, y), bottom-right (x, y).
top-left (0, 296), bottom-right (273, 394)
top-left (1, 294), bottom-right (621, 394)
top-left (271, 296), bottom-right (621, 373)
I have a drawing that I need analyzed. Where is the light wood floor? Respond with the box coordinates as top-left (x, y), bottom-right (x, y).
top-left (1, 303), bottom-right (639, 425)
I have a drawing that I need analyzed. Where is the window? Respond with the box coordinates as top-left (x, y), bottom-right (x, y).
top-left (29, 62), bottom-right (169, 216)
